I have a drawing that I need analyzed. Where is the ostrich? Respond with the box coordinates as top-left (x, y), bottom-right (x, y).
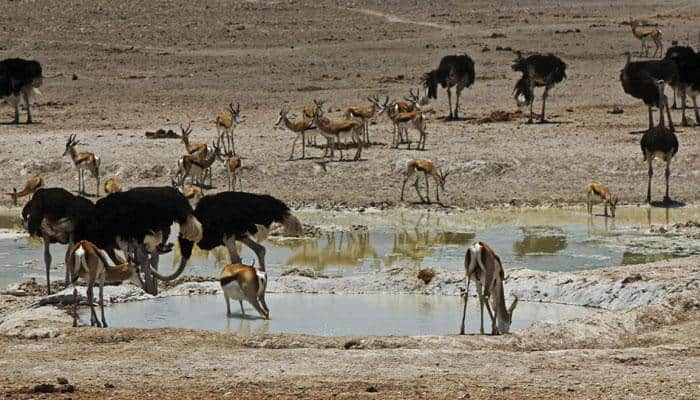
top-left (21, 188), bottom-right (94, 294)
top-left (73, 186), bottom-right (203, 294)
top-left (512, 52), bottom-right (567, 123)
top-left (0, 58), bottom-right (43, 123)
top-left (664, 46), bottom-right (700, 126)
top-left (620, 51), bottom-right (676, 131)
top-left (664, 45), bottom-right (695, 109)
top-left (640, 81), bottom-right (678, 204)
top-left (421, 54), bottom-right (475, 120)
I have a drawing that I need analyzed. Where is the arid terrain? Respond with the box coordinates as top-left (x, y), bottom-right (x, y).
top-left (1, 0), bottom-right (700, 398)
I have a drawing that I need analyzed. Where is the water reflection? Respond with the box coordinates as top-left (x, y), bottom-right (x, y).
top-left (287, 231), bottom-right (377, 271)
top-left (513, 227), bottom-right (567, 257)
top-left (620, 251), bottom-right (680, 265)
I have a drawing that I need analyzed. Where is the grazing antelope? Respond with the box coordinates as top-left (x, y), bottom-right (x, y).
top-left (170, 176), bottom-right (203, 200)
top-left (460, 241), bottom-right (518, 335)
top-left (7, 175), bottom-right (43, 206)
top-left (214, 146), bottom-right (243, 191)
top-left (180, 122), bottom-right (209, 157)
top-left (103, 178), bottom-right (122, 194)
top-left (630, 18), bottom-right (663, 58)
top-left (386, 103), bottom-right (428, 150)
top-left (220, 262), bottom-right (270, 320)
top-left (312, 99), bottom-right (364, 161)
top-left (641, 81), bottom-right (678, 204)
top-left (400, 159), bottom-right (450, 204)
top-left (275, 107), bottom-right (316, 160)
top-left (586, 182), bottom-right (618, 217)
top-left (66, 240), bottom-right (141, 328)
top-left (176, 142), bottom-right (218, 188)
top-left (215, 103), bottom-right (242, 155)
top-left (344, 95), bottom-right (384, 145)
top-left (63, 134), bottom-right (101, 196)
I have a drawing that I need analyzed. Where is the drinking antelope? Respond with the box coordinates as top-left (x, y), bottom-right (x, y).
top-left (400, 159), bottom-right (449, 204)
top-left (630, 18), bottom-right (663, 58)
top-left (312, 100), bottom-right (364, 161)
top-left (220, 262), bottom-right (270, 320)
top-left (7, 175), bottom-right (43, 206)
top-left (66, 240), bottom-right (141, 328)
top-left (215, 103), bottom-right (242, 155)
top-left (586, 182), bottom-right (618, 218)
top-left (63, 134), bottom-right (101, 196)
top-left (460, 241), bottom-right (518, 335)
top-left (275, 107), bottom-right (316, 160)
top-left (214, 146), bottom-right (243, 191)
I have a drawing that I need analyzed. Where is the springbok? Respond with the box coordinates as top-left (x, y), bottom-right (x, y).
top-left (630, 18), bottom-right (663, 58)
top-left (344, 95), bottom-right (384, 145)
top-left (460, 241), bottom-right (518, 335)
top-left (220, 262), bottom-right (269, 320)
top-left (180, 122), bottom-right (209, 157)
top-left (215, 103), bottom-right (242, 155)
top-left (63, 134), bottom-right (101, 196)
top-left (275, 107), bottom-right (316, 160)
top-left (214, 146), bottom-right (243, 191)
top-left (176, 142), bottom-right (218, 188)
top-left (7, 175), bottom-right (43, 206)
top-left (586, 182), bottom-right (618, 217)
top-left (312, 100), bottom-right (364, 161)
top-left (400, 159), bottom-right (449, 204)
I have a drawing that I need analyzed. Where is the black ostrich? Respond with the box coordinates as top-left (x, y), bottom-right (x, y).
top-left (21, 188), bottom-right (94, 294)
top-left (641, 81), bottom-right (679, 204)
top-left (512, 52), bottom-right (567, 123)
top-left (664, 45), bottom-right (695, 109)
top-left (421, 54), bottom-right (475, 120)
top-left (664, 46), bottom-right (700, 125)
top-left (0, 58), bottom-right (43, 123)
top-left (620, 51), bottom-right (677, 131)
top-left (74, 186), bottom-right (203, 294)
top-left (188, 192), bottom-right (302, 272)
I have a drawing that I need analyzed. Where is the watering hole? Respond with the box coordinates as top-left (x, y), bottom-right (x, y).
top-left (1, 206), bottom-right (699, 289)
top-left (79, 293), bottom-right (600, 336)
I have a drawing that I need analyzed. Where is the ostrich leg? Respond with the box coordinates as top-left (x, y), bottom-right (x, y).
top-left (23, 91), bottom-right (33, 124)
top-left (223, 235), bottom-right (242, 264)
top-left (647, 106), bottom-right (654, 130)
top-left (646, 158), bottom-right (653, 203)
top-left (454, 85), bottom-right (462, 120)
top-left (539, 85), bottom-right (551, 123)
top-left (42, 233), bottom-right (52, 295)
top-left (446, 87), bottom-right (453, 120)
top-left (239, 236), bottom-right (266, 271)
top-left (693, 96), bottom-right (700, 124)
top-left (663, 96), bottom-right (675, 132)
top-left (664, 160), bottom-right (671, 203)
top-left (149, 252), bottom-right (160, 296)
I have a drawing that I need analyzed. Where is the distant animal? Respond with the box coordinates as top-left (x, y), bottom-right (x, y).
top-left (7, 175), bottom-right (43, 206)
top-left (312, 99), bottom-right (365, 161)
top-left (220, 262), bottom-right (269, 320)
top-left (640, 81), bottom-right (678, 204)
top-left (630, 18), bottom-right (663, 58)
top-left (103, 178), bottom-right (122, 194)
top-left (400, 159), bottom-right (450, 204)
top-left (0, 58), bottom-right (43, 123)
top-left (512, 52), bottom-right (567, 123)
top-left (214, 146), bottom-right (243, 191)
top-left (460, 241), bottom-right (518, 335)
top-left (66, 240), bottom-right (141, 328)
top-left (585, 182), bottom-right (618, 218)
top-left (343, 95), bottom-right (384, 145)
top-left (275, 107), bottom-right (316, 160)
top-left (215, 103), bottom-right (242, 155)
top-left (176, 142), bottom-right (218, 188)
top-left (421, 54), bottom-right (475, 120)
top-left (620, 51), bottom-right (676, 131)
top-left (180, 122), bottom-right (209, 157)
top-left (63, 134), bottom-right (101, 196)
top-left (664, 45), bottom-right (700, 126)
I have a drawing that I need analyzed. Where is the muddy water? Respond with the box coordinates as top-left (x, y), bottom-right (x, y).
top-left (83, 293), bottom-right (600, 336)
top-left (2, 206), bottom-right (699, 289)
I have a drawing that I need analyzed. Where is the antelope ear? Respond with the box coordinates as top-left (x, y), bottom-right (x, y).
top-left (508, 295), bottom-right (519, 315)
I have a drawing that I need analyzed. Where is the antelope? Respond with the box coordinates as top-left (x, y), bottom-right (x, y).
top-left (460, 241), bottom-right (518, 335)
top-left (630, 18), bottom-right (663, 58)
top-left (170, 176), bottom-right (203, 200)
top-left (586, 182), bottom-right (618, 218)
top-left (343, 95), bottom-right (384, 145)
top-left (400, 159), bottom-right (450, 204)
top-left (176, 142), bottom-right (218, 188)
top-left (66, 240), bottom-right (141, 328)
top-left (214, 146), bottom-right (243, 191)
top-left (63, 134), bottom-right (101, 196)
top-left (180, 122), bottom-right (209, 157)
top-left (312, 99), bottom-right (364, 161)
top-left (385, 103), bottom-right (428, 150)
top-left (275, 107), bottom-right (315, 160)
top-left (215, 102), bottom-right (242, 155)
top-left (7, 175), bottom-right (43, 206)
top-left (393, 88), bottom-right (422, 113)
top-left (103, 178), bottom-right (122, 194)
top-left (220, 262), bottom-right (270, 320)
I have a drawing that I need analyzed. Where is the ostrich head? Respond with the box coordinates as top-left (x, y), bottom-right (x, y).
top-left (421, 70), bottom-right (438, 99)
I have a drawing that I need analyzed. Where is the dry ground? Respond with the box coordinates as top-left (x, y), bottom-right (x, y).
top-left (2, 1), bottom-right (700, 398)
top-left (1, 0), bottom-right (699, 207)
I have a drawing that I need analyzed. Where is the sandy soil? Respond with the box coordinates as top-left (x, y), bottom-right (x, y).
top-left (1, 0), bottom-right (699, 208)
top-left (2, 1), bottom-right (700, 398)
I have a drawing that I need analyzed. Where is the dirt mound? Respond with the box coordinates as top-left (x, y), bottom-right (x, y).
top-left (476, 110), bottom-right (523, 123)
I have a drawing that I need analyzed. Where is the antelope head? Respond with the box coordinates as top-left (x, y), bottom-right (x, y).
top-left (312, 99), bottom-right (326, 119)
top-left (610, 195), bottom-right (619, 218)
top-left (63, 134), bottom-right (79, 156)
top-left (404, 88), bottom-right (421, 108)
top-left (375, 96), bottom-right (390, 116)
top-left (497, 294), bottom-right (519, 334)
top-left (180, 122), bottom-right (192, 142)
top-left (437, 167), bottom-right (450, 191)
top-left (228, 103), bottom-right (242, 124)
top-left (274, 108), bottom-right (288, 126)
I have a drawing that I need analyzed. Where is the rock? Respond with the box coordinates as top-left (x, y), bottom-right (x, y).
top-left (366, 386), bottom-right (378, 393)
top-left (72, 73), bottom-right (78, 80)
top-left (57, 377), bottom-right (69, 385)
top-left (33, 384), bottom-right (55, 393)
top-left (21, 160), bottom-right (65, 175)
top-left (60, 384), bottom-right (76, 393)
top-left (104, 383), bottom-right (115, 389)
